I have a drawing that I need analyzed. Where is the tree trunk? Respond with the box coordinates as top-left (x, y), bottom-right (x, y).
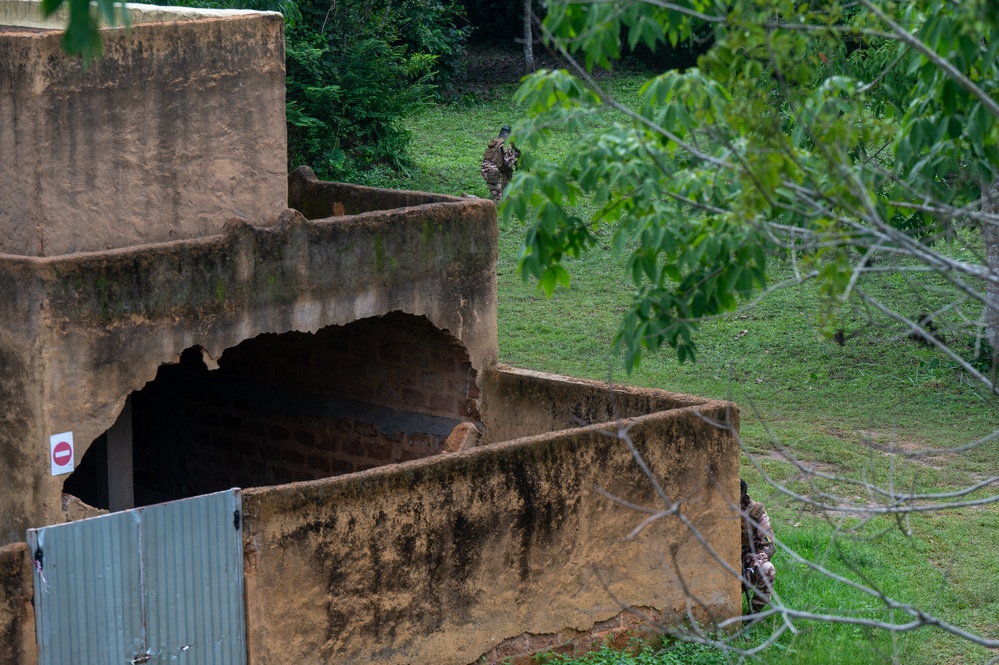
top-left (523, 0), bottom-right (535, 73)
top-left (984, 176), bottom-right (999, 351)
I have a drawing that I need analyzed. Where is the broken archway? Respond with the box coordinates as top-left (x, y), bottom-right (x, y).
top-left (63, 312), bottom-right (480, 513)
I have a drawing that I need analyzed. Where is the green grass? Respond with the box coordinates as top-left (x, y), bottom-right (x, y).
top-left (537, 641), bottom-right (729, 664)
top-left (370, 74), bottom-right (999, 665)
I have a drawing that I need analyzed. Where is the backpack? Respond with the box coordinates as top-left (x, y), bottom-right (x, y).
top-left (483, 138), bottom-right (506, 168)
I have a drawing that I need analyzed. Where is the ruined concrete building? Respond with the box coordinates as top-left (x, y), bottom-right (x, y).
top-left (0, 2), bottom-right (741, 663)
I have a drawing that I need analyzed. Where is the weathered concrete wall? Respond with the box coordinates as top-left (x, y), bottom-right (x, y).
top-left (0, 269), bottom-right (48, 551)
top-left (0, 3), bottom-right (287, 256)
top-left (241, 395), bottom-right (741, 664)
top-left (63, 315), bottom-right (479, 507)
top-left (479, 365), bottom-right (720, 445)
top-left (0, 542), bottom-right (36, 665)
top-left (0, 191), bottom-right (498, 545)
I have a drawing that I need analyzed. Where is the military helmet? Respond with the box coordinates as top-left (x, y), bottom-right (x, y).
top-left (499, 125), bottom-right (512, 138)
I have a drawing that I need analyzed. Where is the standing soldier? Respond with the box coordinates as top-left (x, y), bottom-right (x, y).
top-left (480, 126), bottom-right (520, 204)
top-left (741, 478), bottom-right (776, 615)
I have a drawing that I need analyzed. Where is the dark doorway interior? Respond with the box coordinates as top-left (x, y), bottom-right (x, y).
top-left (64, 312), bottom-right (480, 509)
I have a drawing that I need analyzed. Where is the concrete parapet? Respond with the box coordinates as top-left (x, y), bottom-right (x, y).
top-left (479, 364), bottom-right (727, 444)
top-left (240, 383), bottom-right (741, 664)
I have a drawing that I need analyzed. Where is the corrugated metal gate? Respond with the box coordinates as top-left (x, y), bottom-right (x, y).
top-left (26, 489), bottom-right (246, 665)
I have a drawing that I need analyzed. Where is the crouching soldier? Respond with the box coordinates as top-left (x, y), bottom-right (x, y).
top-left (480, 125), bottom-right (520, 203)
top-left (741, 478), bottom-right (776, 615)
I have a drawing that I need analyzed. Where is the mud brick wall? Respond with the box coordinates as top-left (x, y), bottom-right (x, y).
top-left (0, 542), bottom-right (36, 665)
top-left (218, 312), bottom-right (480, 420)
top-left (288, 165), bottom-right (455, 219)
top-left (0, 8), bottom-right (287, 256)
top-left (0, 168), bottom-right (497, 542)
top-left (480, 365), bottom-right (726, 445)
top-left (241, 393), bottom-right (742, 665)
top-left (180, 394), bottom-right (459, 494)
top-left (121, 313), bottom-right (475, 503)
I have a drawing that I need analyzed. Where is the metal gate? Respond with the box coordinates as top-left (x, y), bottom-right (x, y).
top-left (27, 489), bottom-right (246, 665)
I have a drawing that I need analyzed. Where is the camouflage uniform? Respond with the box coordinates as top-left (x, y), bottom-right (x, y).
top-left (742, 492), bottom-right (776, 614)
top-left (480, 127), bottom-right (520, 203)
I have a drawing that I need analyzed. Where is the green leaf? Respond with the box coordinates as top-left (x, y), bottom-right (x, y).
top-left (941, 79), bottom-right (957, 114)
top-left (947, 116), bottom-right (963, 140)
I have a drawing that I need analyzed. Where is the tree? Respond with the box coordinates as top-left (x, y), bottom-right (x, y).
top-left (508, 0), bottom-right (999, 375)
top-left (505, 0), bottom-right (999, 656)
top-left (523, 0), bottom-right (535, 73)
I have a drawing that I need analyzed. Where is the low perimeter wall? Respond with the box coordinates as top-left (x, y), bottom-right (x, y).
top-left (0, 373), bottom-right (741, 665)
top-left (241, 380), bottom-right (741, 664)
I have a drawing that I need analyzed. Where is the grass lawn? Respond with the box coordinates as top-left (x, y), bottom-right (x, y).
top-left (373, 74), bottom-right (999, 664)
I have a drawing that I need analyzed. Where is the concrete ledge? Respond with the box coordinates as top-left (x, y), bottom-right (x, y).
top-left (289, 166), bottom-right (464, 220)
top-left (0, 0), bottom-right (277, 29)
top-left (480, 365), bottom-right (725, 444)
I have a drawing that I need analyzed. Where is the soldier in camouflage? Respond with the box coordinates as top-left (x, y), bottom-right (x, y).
top-left (480, 126), bottom-right (520, 203)
top-left (741, 478), bottom-right (776, 615)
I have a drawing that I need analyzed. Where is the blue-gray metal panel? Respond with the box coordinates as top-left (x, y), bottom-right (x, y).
top-left (142, 489), bottom-right (246, 665)
top-left (28, 511), bottom-right (145, 665)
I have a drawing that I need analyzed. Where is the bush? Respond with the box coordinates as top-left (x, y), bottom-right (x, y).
top-left (285, 30), bottom-right (431, 179)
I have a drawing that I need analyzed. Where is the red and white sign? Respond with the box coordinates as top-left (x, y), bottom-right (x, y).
top-left (49, 432), bottom-right (74, 476)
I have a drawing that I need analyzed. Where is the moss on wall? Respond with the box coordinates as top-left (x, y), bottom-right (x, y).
top-left (241, 396), bottom-right (740, 664)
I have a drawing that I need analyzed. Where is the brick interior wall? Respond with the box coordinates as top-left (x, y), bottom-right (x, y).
top-left (219, 311), bottom-right (479, 420)
top-left (66, 313), bottom-right (478, 507)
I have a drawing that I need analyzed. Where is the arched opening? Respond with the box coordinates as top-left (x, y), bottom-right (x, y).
top-left (64, 312), bottom-right (480, 511)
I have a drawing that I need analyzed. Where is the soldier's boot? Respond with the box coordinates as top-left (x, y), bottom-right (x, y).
top-left (749, 592), bottom-right (769, 615)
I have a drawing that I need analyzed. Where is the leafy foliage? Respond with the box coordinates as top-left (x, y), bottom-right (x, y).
top-left (284, 30), bottom-right (430, 179)
top-left (279, 0), bottom-right (470, 179)
top-left (505, 0), bottom-right (999, 372)
top-left (393, 96), bottom-right (999, 663)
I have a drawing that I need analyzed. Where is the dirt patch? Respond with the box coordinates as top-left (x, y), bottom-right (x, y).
top-left (823, 426), bottom-right (949, 465)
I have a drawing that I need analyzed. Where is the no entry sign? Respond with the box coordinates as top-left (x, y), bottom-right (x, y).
top-left (49, 432), bottom-right (74, 476)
